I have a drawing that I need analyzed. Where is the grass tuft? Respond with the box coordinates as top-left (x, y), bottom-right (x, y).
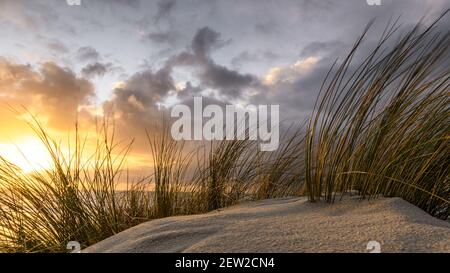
top-left (304, 11), bottom-right (450, 219)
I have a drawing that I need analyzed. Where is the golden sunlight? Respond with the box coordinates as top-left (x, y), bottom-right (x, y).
top-left (0, 137), bottom-right (53, 173)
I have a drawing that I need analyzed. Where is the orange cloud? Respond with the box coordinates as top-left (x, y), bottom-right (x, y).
top-left (0, 58), bottom-right (94, 130)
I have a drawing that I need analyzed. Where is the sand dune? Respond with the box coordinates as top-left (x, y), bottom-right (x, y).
top-left (84, 196), bottom-right (450, 253)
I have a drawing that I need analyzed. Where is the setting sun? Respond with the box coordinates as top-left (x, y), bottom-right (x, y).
top-left (0, 138), bottom-right (53, 173)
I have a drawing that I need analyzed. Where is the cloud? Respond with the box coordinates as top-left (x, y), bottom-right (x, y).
top-left (0, 58), bottom-right (94, 130)
top-left (263, 57), bottom-right (319, 85)
top-left (144, 30), bottom-right (178, 45)
top-left (0, 59), bottom-right (34, 91)
top-left (99, 26), bottom-right (256, 149)
top-left (191, 27), bottom-right (222, 58)
top-left (107, 0), bottom-right (141, 8)
top-left (175, 81), bottom-right (203, 100)
top-left (81, 62), bottom-right (114, 78)
top-left (200, 61), bottom-right (258, 97)
top-left (76, 46), bottom-right (100, 62)
top-left (165, 27), bottom-right (257, 99)
top-left (299, 41), bottom-right (346, 58)
top-left (154, 0), bottom-right (177, 23)
top-left (101, 66), bottom-right (175, 149)
top-left (46, 40), bottom-right (69, 55)
top-left (231, 50), bottom-right (279, 68)
top-left (0, 0), bottom-right (56, 30)
top-left (254, 21), bottom-right (278, 34)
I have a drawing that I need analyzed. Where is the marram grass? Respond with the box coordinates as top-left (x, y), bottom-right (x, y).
top-left (305, 12), bottom-right (450, 218)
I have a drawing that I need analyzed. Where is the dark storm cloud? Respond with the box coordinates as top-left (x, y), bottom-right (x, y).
top-left (81, 62), bottom-right (114, 78)
top-left (154, 0), bottom-right (177, 23)
top-left (99, 25), bottom-right (259, 148)
top-left (103, 66), bottom-right (175, 122)
top-left (50, 2), bottom-right (450, 125)
top-left (76, 47), bottom-right (100, 62)
top-left (124, 68), bottom-right (174, 101)
top-left (261, 62), bottom-right (332, 112)
top-left (250, 8), bottom-right (450, 123)
top-left (200, 62), bottom-right (258, 97)
top-left (250, 43), bottom-right (360, 121)
top-left (191, 27), bottom-right (221, 58)
top-left (176, 81), bottom-right (203, 100)
top-left (101, 66), bottom-right (175, 150)
top-left (164, 26), bottom-right (258, 99)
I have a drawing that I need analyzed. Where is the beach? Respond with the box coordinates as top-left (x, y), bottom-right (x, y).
top-left (84, 196), bottom-right (450, 253)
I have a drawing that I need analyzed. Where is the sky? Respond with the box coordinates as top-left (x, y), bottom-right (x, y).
top-left (0, 0), bottom-right (448, 172)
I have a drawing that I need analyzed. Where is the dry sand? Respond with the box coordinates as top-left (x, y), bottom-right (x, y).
top-left (84, 196), bottom-right (450, 253)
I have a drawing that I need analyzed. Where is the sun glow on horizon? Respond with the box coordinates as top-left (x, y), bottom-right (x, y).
top-left (0, 138), bottom-right (53, 173)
